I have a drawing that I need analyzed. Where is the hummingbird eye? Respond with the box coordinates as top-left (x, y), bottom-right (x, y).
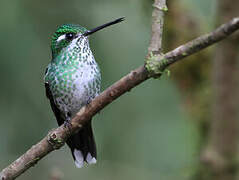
top-left (65, 33), bottom-right (75, 40)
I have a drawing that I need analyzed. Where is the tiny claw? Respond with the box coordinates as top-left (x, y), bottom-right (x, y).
top-left (86, 99), bottom-right (91, 105)
top-left (64, 119), bottom-right (72, 129)
top-left (86, 95), bottom-right (95, 105)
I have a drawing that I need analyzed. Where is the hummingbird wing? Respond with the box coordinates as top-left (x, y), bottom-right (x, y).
top-left (44, 81), bottom-right (65, 125)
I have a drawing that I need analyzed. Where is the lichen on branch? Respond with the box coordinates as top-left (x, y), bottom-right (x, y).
top-left (145, 53), bottom-right (169, 78)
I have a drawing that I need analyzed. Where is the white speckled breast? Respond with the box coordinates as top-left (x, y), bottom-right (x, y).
top-left (45, 36), bottom-right (101, 118)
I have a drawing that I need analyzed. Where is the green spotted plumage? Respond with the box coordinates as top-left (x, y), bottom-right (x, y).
top-left (45, 24), bottom-right (101, 116)
top-left (44, 24), bottom-right (100, 168)
top-left (44, 17), bottom-right (124, 168)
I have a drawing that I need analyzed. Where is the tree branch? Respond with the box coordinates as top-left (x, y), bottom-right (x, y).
top-left (148, 0), bottom-right (167, 54)
top-left (1, 16), bottom-right (239, 180)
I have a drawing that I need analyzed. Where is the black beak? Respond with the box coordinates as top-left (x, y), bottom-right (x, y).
top-left (82, 17), bottom-right (125, 36)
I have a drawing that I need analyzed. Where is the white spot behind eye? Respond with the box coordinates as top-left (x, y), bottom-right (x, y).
top-left (56, 34), bottom-right (66, 42)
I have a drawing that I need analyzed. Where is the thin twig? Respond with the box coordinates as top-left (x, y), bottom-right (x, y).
top-left (162, 17), bottom-right (239, 68)
top-left (148, 0), bottom-right (167, 54)
top-left (1, 16), bottom-right (239, 180)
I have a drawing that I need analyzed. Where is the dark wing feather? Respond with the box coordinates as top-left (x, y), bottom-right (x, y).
top-left (45, 80), bottom-right (65, 125)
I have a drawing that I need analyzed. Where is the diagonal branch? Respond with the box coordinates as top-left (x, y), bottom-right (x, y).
top-left (1, 16), bottom-right (239, 180)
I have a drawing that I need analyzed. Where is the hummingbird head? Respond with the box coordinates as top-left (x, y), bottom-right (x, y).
top-left (51, 24), bottom-right (88, 58)
top-left (51, 17), bottom-right (125, 58)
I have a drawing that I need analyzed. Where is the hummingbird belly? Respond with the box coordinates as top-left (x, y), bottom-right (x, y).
top-left (47, 61), bottom-right (101, 118)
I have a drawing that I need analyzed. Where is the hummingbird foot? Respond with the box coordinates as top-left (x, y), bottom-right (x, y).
top-left (64, 116), bottom-right (72, 129)
top-left (86, 95), bottom-right (95, 105)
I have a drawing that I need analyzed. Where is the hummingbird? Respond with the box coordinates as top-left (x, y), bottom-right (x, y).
top-left (44, 17), bottom-right (124, 168)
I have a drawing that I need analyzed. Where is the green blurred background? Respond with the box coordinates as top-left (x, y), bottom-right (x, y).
top-left (0, 0), bottom-right (218, 179)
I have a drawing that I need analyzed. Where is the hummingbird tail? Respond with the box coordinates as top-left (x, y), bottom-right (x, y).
top-left (66, 121), bottom-right (97, 168)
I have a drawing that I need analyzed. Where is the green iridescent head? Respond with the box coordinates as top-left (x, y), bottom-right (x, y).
top-left (51, 17), bottom-right (125, 58)
top-left (51, 24), bottom-right (88, 58)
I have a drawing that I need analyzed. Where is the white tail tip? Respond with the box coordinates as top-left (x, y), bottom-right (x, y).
top-left (86, 152), bottom-right (97, 164)
top-left (74, 149), bottom-right (84, 168)
top-left (73, 149), bottom-right (97, 168)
